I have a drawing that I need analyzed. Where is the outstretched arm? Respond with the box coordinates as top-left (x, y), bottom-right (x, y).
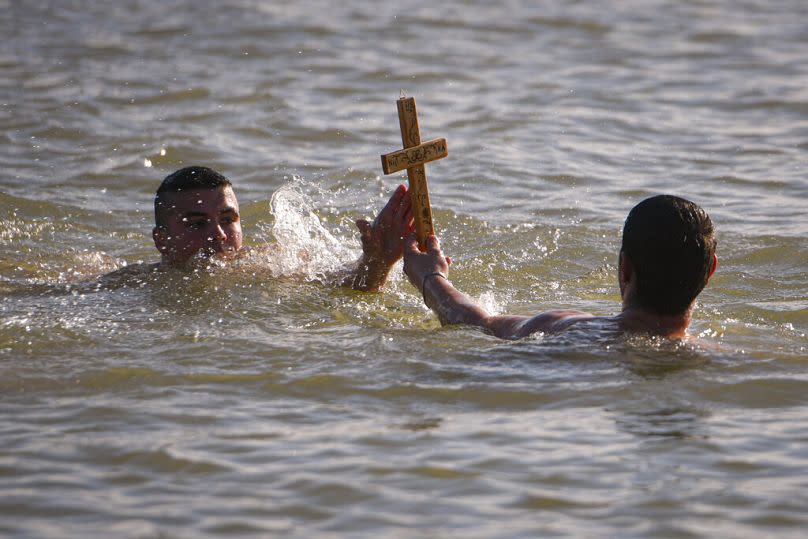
top-left (343, 184), bottom-right (415, 292)
top-left (402, 233), bottom-right (591, 339)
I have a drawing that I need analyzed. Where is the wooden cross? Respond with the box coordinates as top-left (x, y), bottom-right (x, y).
top-left (380, 97), bottom-right (447, 250)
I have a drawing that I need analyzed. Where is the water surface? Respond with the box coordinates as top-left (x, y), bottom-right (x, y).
top-left (1, 0), bottom-right (807, 537)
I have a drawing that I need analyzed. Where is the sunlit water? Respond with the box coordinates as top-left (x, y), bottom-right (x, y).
top-left (1, 1), bottom-right (807, 537)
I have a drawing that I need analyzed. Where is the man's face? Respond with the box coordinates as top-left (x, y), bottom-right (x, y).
top-left (153, 186), bottom-right (243, 266)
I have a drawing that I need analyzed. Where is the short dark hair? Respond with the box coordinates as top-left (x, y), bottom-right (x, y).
top-left (620, 195), bottom-right (716, 315)
top-left (154, 166), bottom-right (232, 229)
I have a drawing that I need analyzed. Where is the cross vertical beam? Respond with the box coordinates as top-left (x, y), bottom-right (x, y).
top-left (381, 97), bottom-right (447, 251)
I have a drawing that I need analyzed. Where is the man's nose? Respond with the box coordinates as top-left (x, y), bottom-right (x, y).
top-left (209, 223), bottom-right (227, 242)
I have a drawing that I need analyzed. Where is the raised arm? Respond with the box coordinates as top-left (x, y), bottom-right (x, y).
top-left (402, 233), bottom-right (592, 339)
top-left (343, 184), bottom-right (415, 292)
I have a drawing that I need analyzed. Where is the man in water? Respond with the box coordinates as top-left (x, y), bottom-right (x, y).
top-left (402, 195), bottom-right (717, 339)
top-left (111, 165), bottom-right (413, 291)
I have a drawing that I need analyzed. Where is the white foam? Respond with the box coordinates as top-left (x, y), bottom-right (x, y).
top-left (256, 178), bottom-right (358, 282)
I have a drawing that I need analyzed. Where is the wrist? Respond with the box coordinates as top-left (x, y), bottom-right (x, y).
top-left (421, 271), bottom-right (448, 305)
top-left (360, 251), bottom-right (393, 271)
top-left (349, 256), bottom-right (392, 292)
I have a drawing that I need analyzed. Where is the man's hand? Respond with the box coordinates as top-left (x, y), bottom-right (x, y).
top-left (347, 184), bottom-right (415, 291)
top-left (402, 233), bottom-right (451, 292)
top-left (355, 184), bottom-right (414, 268)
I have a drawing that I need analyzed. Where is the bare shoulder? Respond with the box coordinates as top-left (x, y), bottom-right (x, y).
top-left (516, 310), bottom-right (597, 338)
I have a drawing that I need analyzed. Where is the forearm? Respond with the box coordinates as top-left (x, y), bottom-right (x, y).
top-left (422, 273), bottom-right (491, 326)
top-left (422, 274), bottom-right (530, 338)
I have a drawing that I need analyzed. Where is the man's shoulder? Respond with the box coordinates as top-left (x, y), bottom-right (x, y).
top-left (517, 310), bottom-right (602, 337)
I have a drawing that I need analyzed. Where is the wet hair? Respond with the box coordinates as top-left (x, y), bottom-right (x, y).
top-left (154, 166), bottom-right (232, 229)
top-left (620, 195), bottom-right (716, 315)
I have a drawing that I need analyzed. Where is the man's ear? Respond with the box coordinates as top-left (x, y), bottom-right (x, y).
top-left (618, 251), bottom-right (633, 297)
top-left (708, 254), bottom-right (718, 279)
top-left (619, 251), bottom-right (633, 284)
top-left (153, 227), bottom-right (166, 253)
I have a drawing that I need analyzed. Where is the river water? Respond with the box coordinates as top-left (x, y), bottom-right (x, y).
top-left (1, 0), bottom-right (807, 537)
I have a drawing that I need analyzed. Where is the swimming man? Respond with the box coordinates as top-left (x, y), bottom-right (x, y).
top-left (402, 195), bottom-right (717, 339)
top-left (109, 165), bottom-right (414, 291)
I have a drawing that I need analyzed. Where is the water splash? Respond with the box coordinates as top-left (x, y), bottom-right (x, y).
top-left (252, 177), bottom-right (358, 282)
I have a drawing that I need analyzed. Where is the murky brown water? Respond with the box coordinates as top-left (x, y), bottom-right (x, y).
top-left (1, 0), bottom-right (807, 537)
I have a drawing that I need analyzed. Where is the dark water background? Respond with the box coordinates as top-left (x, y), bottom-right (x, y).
top-left (1, 1), bottom-right (806, 537)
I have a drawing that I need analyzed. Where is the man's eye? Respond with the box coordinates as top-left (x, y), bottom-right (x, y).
top-left (186, 221), bottom-right (205, 230)
top-left (222, 215), bottom-right (238, 225)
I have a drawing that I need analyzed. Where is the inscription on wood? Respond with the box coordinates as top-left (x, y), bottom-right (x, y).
top-left (381, 138), bottom-right (448, 175)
